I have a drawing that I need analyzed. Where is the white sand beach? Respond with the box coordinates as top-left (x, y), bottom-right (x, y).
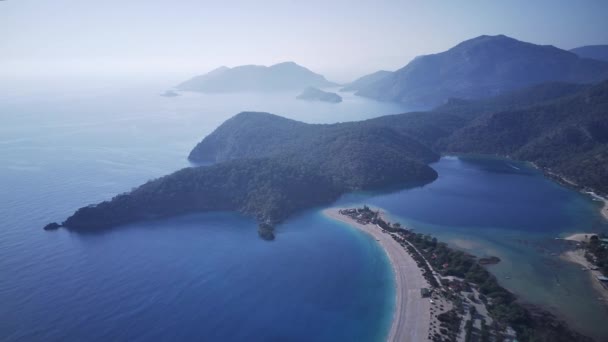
top-left (563, 233), bottom-right (598, 243)
top-left (561, 249), bottom-right (608, 304)
top-left (323, 208), bottom-right (431, 342)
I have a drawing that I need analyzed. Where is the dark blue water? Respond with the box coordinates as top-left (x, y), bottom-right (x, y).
top-left (2, 79), bottom-right (608, 341)
top-left (0, 211), bottom-right (394, 342)
top-left (0, 78), bottom-right (405, 342)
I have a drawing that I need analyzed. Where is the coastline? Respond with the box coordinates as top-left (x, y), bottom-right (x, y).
top-left (528, 161), bottom-right (608, 222)
top-left (590, 193), bottom-right (608, 221)
top-left (562, 233), bottom-right (598, 243)
top-left (323, 208), bottom-right (431, 342)
top-left (560, 249), bottom-right (608, 304)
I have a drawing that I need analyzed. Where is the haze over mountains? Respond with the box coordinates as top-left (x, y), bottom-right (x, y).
top-left (50, 33), bottom-right (608, 237)
top-left (570, 45), bottom-right (608, 62)
top-left (176, 62), bottom-right (336, 92)
top-left (174, 35), bottom-right (608, 110)
top-left (351, 35), bottom-right (608, 107)
top-left (340, 70), bottom-right (392, 92)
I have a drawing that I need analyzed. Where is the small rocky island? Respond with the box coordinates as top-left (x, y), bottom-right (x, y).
top-left (161, 90), bottom-right (180, 97)
top-left (43, 222), bottom-right (62, 231)
top-left (296, 87), bottom-right (342, 103)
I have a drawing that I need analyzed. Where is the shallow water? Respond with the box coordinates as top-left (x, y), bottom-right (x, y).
top-left (334, 155), bottom-right (608, 340)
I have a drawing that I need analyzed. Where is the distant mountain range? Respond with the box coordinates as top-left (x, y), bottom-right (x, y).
top-left (176, 62), bottom-right (337, 92)
top-left (352, 35), bottom-right (608, 108)
top-left (570, 45), bottom-right (608, 62)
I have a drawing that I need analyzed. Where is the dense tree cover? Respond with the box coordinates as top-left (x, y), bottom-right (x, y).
top-left (62, 127), bottom-right (438, 235)
top-left (441, 80), bottom-right (608, 194)
top-left (436, 309), bottom-right (461, 341)
top-left (189, 111), bottom-right (439, 164)
top-left (60, 79), bottom-right (608, 238)
top-left (194, 80), bottom-right (608, 195)
top-left (401, 231), bottom-right (592, 342)
top-left (64, 158), bottom-right (336, 231)
top-left (586, 234), bottom-right (608, 276)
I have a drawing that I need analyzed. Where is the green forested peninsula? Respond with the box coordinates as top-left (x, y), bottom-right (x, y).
top-left (56, 80), bottom-right (608, 238)
top-left (61, 122), bottom-right (439, 238)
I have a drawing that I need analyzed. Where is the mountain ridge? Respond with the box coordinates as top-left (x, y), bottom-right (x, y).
top-left (340, 70), bottom-right (392, 92)
top-left (355, 35), bottom-right (608, 108)
top-left (570, 45), bottom-right (608, 62)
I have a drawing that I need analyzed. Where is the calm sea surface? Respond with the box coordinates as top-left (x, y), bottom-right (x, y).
top-left (335, 156), bottom-right (608, 340)
top-left (1, 78), bottom-right (607, 341)
top-left (0, 78), bottom-right (403, 342)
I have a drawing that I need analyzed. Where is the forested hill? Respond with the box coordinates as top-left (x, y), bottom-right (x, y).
top-left (190, 81), bottom-right (608, 194)
top-left (56, 80), bottom-right (608, 237)
top-left (441, 81), bottom-right (608, 193)
top-left (188, 112), bottom-right (438, 165)
top-left (61, 120), bottom-right (439, 237)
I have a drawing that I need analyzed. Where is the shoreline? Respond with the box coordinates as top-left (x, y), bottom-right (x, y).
top-left (562, 233), bottom-right (599, 243)
top-left (323, 208), bottom-right (431, 342)
top-left (527, 161), bottom-right (608, 222)
top-left (560, 249), bottom-right (608, 304)
top-left (587, 192), bottom-right (608, 221)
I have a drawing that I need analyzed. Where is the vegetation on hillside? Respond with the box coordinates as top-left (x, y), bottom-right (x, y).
top-left (191, 81), bottom-right (608, 196)
top-left (585, 234), bottom-right (608, 276)
top-left (62, 127), bottom-right (438, 236)
top-left (60, 80), bottom-right (608, 239)
top-left (441, 81), bottom-right (608, 194)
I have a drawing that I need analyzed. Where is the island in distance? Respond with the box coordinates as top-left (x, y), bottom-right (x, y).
top-left (160, 90), bottom-right (180, 97)
top-left (176, 61), bottom-right (337, 93)
top-left (296, 87), bottom-right (342, 103)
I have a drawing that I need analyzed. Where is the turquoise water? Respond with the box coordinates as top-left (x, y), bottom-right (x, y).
top-left (0, 78), bottom-right (404, 342)
top-left (334, 155), bottom-right (608, 340)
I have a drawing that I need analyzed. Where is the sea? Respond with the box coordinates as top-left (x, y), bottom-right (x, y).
top-left (1, 76), bottom-right (607, 341)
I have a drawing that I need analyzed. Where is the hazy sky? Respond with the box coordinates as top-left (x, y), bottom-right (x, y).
top-left (2, 0), bottom-right (608, 81)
